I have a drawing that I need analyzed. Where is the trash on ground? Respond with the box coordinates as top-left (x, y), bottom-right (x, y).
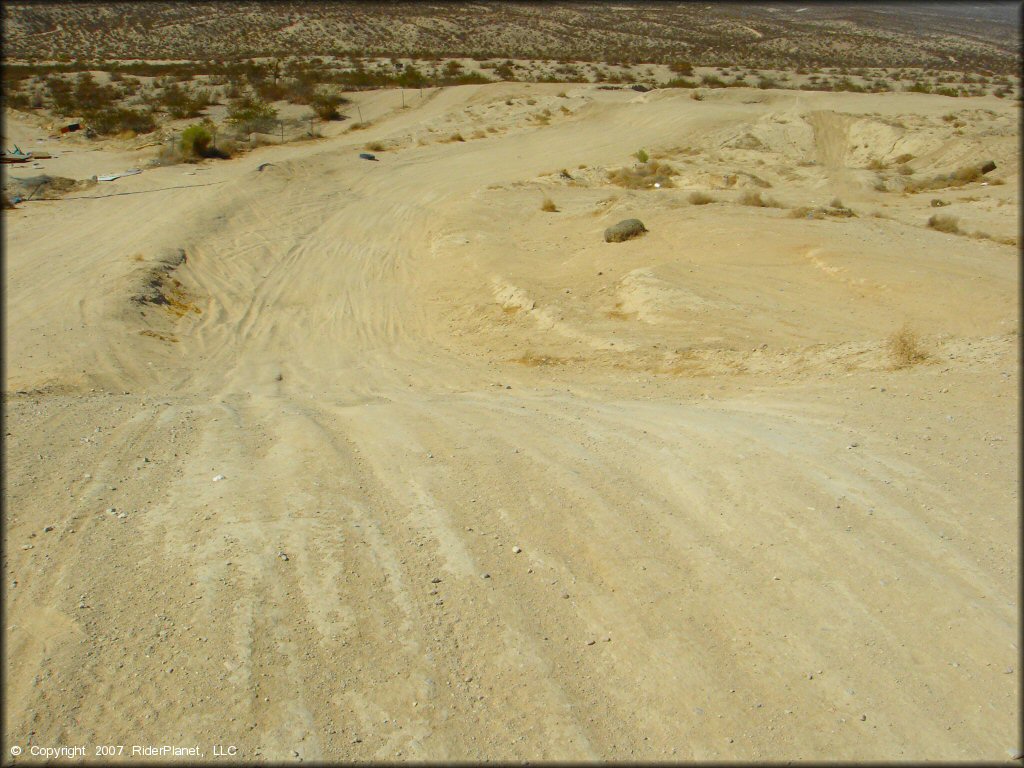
top-left (96, 168), bottom-right (142, 182)
top-left (359, 153), bottom-right (378, 161)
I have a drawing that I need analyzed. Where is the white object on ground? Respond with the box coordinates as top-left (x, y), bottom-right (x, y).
top-left (97, 168), bottom-right (142, 182)
top-left (212, 474), bottom-right (226, 482)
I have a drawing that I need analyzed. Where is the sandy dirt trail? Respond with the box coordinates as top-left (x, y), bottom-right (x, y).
top-left (4, 84), bottom-right (1019, 762)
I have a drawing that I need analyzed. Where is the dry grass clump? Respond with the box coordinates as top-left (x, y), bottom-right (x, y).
top-left (926, 213), bottom-right (961, 233)
top-left (738, 190), bottom-right (782, 207)
top-left (445, 132), bottom-right (466, 142)
top-left (607, 160), bottom-right (676, 189)
top-left (788, 204), bottom-right (856, 219)
top-left (888, 326), bottom-right (929, 369)
top-left (688, 190), bottom-right (714, 205)
top-left (540, 195), bottom-right (558, 212)
top-left (347, 121), bottom-right (371, 131)
top-left (903, 164), bottom-right (989, 193)
top-left (364, 141), bottom-right (386, 152)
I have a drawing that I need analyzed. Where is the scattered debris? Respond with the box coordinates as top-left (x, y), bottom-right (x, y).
top-left (359, 153), bottom-right (378, 161)
top-left (96, 168), bottom-right (142, 182)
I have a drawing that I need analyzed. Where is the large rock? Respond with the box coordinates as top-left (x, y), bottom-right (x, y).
top-left (604, 218), bottom-right (647, 243)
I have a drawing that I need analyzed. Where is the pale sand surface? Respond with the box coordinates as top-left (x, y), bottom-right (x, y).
top-left (3, 84), bottom-right (1019, 761)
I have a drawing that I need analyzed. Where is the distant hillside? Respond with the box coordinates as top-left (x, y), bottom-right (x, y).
top-left (3, 1), bottom-right (1019, 73)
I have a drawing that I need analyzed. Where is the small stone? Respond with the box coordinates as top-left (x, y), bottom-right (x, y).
top-left (561, 592), bottom-right (570, 599)
top-left (43, 525), bottom-right (54, 533)
top-left (278, 552), bottom-right (289, 561)
top-left (481, 573), bottom-right (490, 579)
top-left (512, 546), bottom-right (522, 554)
top-left (431, 577), bottom-right (442, 584)
top-left (212, 474), bottom-right (226, 482)
top-left (106, 507), bottom-right (116, 514)
top-left (586, 639), bottom-right (595, 646)
top-left (860, 714), bottom-right (866, 721)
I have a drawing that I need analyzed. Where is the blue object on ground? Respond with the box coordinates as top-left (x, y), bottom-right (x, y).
top-left (359, 153), bottom-right (378, 161)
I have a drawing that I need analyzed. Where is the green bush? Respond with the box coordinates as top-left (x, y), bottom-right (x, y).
top-left (310, 91), bottom-right (345, 120)
top-left (226, 96), bottom-right (278, 135)
top-left (181, 123), bottom-right (213, 158)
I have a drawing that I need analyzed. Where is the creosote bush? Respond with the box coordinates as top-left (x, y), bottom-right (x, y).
top-left (540, 195), bottom-right (558, 212)
top-left (688, 190), bottom-right (714, 205)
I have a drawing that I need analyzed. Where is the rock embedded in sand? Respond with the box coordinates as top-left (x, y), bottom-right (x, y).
top-left (604, 218), bottom-right (647, 243)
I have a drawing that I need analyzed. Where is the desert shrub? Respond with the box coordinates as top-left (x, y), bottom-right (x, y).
top-left (180, 123), bottom-right (212, 158)
top-left (689, 190), bottom-right (714, 205)
top-left (540, 195), bottom-right (558, 212)
top-left (365, 141), bottom-right (386, 152)
top-left (888, 326), bottom-right (929, 368)
top-left (737, 190), bottom-right (781, 207)
top-left (87, 106), bottom-right (157, 135)
top-left (5, 92), bottom-right (31, 109)
top-left (664, 77), bottom-right (697, 88)
top-left (865, 158), bottom-right (887, 170)
top-left (607, 160), bottom-right (676, 189)
top-left (227, 96), bottom-right (278, 135)
top-left (634, 149), bottom-right (649, 163)
top-left (669, 61), bottom-right (694, 76)
top-left (310, 91), bottom-right (347, 120)
top-left (179, 122), bottom-right (228, 159)
top-left (927, 213), bottom-right (960, 234)
top-left (161, 82), bottom-right (211, 118)
top-left (604, 218), bottom-right (647, 243)
top-left (446, 132), bottom-right (466, 142)
top-left (829, 197), bottom-right (843, 208)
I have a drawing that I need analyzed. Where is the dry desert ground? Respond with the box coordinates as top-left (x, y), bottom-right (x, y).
top-left (3, 82), bottom-right (1020, 761)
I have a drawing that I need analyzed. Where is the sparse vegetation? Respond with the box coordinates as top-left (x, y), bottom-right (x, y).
top-left (689, 191), bottom-right (714, 205)
top-left (540, 195), bottom-right (558, 212)
top-left (604, 218), bottom-right (647, 243)
top-left (927, 213), bottom-right (961, 234)
top-left (738, 190), bottom-right (781, 207)
top-left (607, 160), bottom-right (676, 189)
top-left (888, 326), bottom-right (929, 368)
